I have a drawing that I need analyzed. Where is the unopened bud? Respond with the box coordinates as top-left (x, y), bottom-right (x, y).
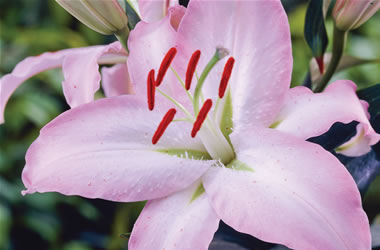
top-left (332, 0), bottom-right (380, 31)
top-left (56, 0), bottom-right (129, 35)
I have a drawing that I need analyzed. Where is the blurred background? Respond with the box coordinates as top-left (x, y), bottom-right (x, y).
top-left (0, 0), bottom-right (379, 249)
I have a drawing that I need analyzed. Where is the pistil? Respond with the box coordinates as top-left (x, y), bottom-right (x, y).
top-left (193, 47), bottom-right (228, 115)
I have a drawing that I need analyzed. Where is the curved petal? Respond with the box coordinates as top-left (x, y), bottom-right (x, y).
top-left (127, 9), bottom-right (191, 113)
top-left (101, 63), bottom-right (134, 97)
top-left (336, 123), bottom-right (373, 157)
top-left (0, 49), bottom-right (72, 124)
top-left (0, 42), bottom-right (127, 124)
top-left (62, 42), bottom-right (126, 107)
top-left (129, 181), bottom-right (219, 250)
top-left (273, 80), bottom-right (380, 147)
top-left (22, 95), bottom-right (214, 202)
top-left (138, 0), bottom-right (178, 23)
top-left (203, 128), bottom-right (370, 249)
top-left (176, 0), bottom-right (292, 128)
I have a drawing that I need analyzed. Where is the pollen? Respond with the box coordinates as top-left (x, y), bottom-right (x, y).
top-left (152, 108), bottom-right (177, 144)
top-left (156, 47), bottom-right (177, 87)
top-left (218, 57), bottom-right (235, 98)
top-left (185, 50), bottom-right (201, 90)
top-left (191, 99), bottom-right (213, 138)
top-left (147, 69), bottom-right (156, 110)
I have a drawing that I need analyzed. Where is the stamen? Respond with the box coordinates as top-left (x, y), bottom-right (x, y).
top-left (152, 108), bottom-right (177, 144)
top-left (147, 69), bottom-right (156, 110)
top-left (156, 47), bottom-right (177, 87)
top-left (185, 50), bottom-right (201, 90)
top-left (191, 99), bottom-right (213, 138)
top-left (218, 57), bottom-right (235, 98)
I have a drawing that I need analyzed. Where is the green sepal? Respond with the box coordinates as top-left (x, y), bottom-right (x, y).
top-left (156, 148), bottom-right (212, 160)
top-left (226, 159), bottom-right (254, 172)
top-left (189, 183), bottom-right (205, 203)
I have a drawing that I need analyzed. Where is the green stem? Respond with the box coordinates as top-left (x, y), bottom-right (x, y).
top-left (114, 25), bottom-right (130, 52)
top-left (314, 27), bottom-right (347, 93)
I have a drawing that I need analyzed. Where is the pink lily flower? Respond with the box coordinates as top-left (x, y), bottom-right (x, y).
top-left (0, 0), bottom-right (181, 124)
top-left (21, 0), bottom-right (378, 249)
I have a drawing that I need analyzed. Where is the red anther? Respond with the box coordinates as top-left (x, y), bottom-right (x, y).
top-left (147, 69), bottom-right (156, 111)
top-left (191, 99), bottom-right (213, 138)
top-left (185, 50), bottom-right (201, 90)
top-left (218, 57), bottom-right (235, 98)
top-left (156, 47), bottom-right (177, 87)
top-left (152, 108), bottom-right (177, 144)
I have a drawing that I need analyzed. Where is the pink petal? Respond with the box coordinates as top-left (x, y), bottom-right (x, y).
top-left (138, 0), bottom-right (178, 23)
top-left (203, 128), bottom-right (370, 249)
top-left (176, 0), bottom-right (292, 128)
top-left (0, 42), bottom-right (126, 124)
top-left (129, 181), bottom-right (219, 250)
top-left (101, 63), bottom-right (134, 97)
top-left (0, 49), bottom-right (72, 124)
top-left (336, 123), bottom-right (373, 157)
top-left (62, 42), bottom-right (126, 107)
top-left (127, 9), bottom-right (190, 113)
top-left (22, 95), bottom-right (214, 202)
top-left (274, 80), bottom-right (380, 147)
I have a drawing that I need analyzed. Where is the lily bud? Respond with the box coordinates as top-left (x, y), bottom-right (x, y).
top-left (56, 0), bottom-right (129, 35)
top-left (332, 0), bottom-right (380, 31)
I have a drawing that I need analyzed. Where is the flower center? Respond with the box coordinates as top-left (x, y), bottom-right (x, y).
top-left (147, 47), bottom-right (236, 164)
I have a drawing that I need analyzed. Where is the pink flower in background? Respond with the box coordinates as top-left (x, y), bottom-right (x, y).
top-left (20, 0), bottom-right (378, 249)
top-left (0, 0), bottom-right (182, 124)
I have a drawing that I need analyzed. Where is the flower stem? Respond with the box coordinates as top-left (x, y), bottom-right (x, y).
top-left (314, 27), bottom-right (347, 93)
top-left (114, 25), bottom-right (130, 52)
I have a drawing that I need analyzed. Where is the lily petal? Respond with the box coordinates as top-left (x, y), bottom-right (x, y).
top-left (138, 0), bottom-right (178, 23)
top-left (0, 42), bottom-right (126, 124)
top-left (203, 128), bottom-right (370, 249)
top-left (129, 181), bottom-right (219, 250)
top-left (274, 80), bottom-right (380, 148)
top-left (101, 63), bottom-right (134, 97)
top-left (61, 42), bottom-right (125, 107)
top-left (0, 49), bottom-right (71, 124)
top-left (176, 0), bottom-right (292, 128)
top-left (128, 7), bottom-right (190, 112)
top-left (22, 95), bottom-right (214, 202)
top-left (336, 123), bottom-right (373, 156)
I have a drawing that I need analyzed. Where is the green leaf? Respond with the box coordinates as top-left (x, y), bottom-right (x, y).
top-left (304, 0), bottom-right (329, 68)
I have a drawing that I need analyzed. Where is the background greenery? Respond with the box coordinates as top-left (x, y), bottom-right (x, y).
top-left (0, 0), bottom-right (379, 249)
